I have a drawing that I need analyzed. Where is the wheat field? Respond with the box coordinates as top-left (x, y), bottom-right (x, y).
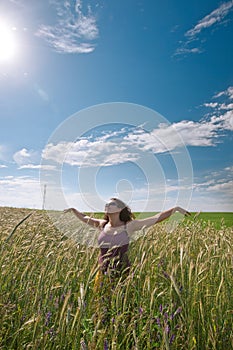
top-left (0, 207), bottom-right (232, 349)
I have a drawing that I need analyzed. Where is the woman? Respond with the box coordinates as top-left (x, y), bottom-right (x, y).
top-left (64, 198), bottom-right (190, 280)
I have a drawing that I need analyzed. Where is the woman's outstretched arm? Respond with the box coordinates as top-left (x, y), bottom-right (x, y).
top-left (154, 206), bottom-right (191, 223)
top-left (128, 206), bottom-right (191, 233)
top-left (64, 208), bottom-right (105, 228)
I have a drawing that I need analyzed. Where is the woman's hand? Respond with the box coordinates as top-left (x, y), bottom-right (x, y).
top-left (63, 208), bottom-right (74, 213)
top-left (175, 207), bottom-right (191, 216)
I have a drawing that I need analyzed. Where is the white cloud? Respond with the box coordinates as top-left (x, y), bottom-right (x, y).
top-left (190, 164), bottom-right (233, 211)
top-left (219, 110), bottom-right (233, 130)
top-left (174, 47), bottom-right (203, 57)
top-left (185, 1), bottom-right (233, 38)
top-left (206, 102), bottom-right (233, 111)
top-left (19, 164), bottom-right (57, 170)
top-left (203, 102), bottom-right (219, 108)
top-left (124, 115), bottom-right (226, 153)
top-left (42, 138), bottom-right (139, 167)
top-left (206, 180), bottom-right (233, 194)
top-left (36, 0), bottom-right (99, 54)
top-left (42, 115), bottom-right (226, 169)
top-left (219, 103), bottom-right (233, 110)
top-left (226, 87), bottom-right (233, 99)
top-left (196, 178), bottom-right (233, 200)
top-left (224, 165), bottom-right (233, 171)
top-left (42, 142), bottom-right (70, 164)
top-left (0, 165), bottom-right (7, 168)
top-left (174, 1), bottom-right (233, 57)
top-left (214, 86), bottom-right (233, 100)
top-left (174, 120), bottom-right (220, 146)
top-left (13, 148), bottom-right (39, 166)
top-left (204, 87), bottom-right (233, 131)
top-left (0, 175), bottom-right (42, 208)
top-left (193, 165), bottom-right (233, 196)
top-left (13, 148), bottom-right (31, 165)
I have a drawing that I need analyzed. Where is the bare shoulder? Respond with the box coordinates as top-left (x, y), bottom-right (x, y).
top-left (126, 219), bottom-right (140, 233)
top-left (98, 219), bottom-right (107, 229)
top-left (84, 216), bottom-right (106, 228)
top-left (126, 214), bottom-right (161, 233)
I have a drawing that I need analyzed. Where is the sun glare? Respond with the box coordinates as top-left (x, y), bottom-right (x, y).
top-left (0, 21), bottom-right (17, 62)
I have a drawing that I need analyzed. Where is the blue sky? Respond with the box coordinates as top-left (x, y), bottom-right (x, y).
top-left (0, 0), bottom-right (233, 212)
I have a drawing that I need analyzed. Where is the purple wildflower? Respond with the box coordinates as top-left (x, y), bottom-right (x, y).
top-left (175, 307), bottom-right (182, 315)
top-left (170, 306), bottom-right (182, 320)
top-left (104, 338), bottom-right (109, 350)
top-left (165, 324), bottom-right (170, 334)
top-left (169, 334), bottom-right (175, 344)
top-left (45, 311), bottom-right (52, 326)
top-left (162, 271), bottom-right (170, 279)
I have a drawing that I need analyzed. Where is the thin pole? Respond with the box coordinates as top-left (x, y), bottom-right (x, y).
top-left (42, 184), bottom-right (47, 210)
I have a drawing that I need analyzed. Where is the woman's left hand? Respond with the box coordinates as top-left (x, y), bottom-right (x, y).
top-left (175, 207), bottom-right (191, 216)
top-left (63, 208), bottom-right (74, 214)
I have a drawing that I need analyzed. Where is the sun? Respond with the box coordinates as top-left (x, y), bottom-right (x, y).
top-left (0, 21), bottom-right (17, 62)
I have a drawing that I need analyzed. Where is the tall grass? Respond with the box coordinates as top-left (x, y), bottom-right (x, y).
top-left (0, 208), bottom-right (232, 349)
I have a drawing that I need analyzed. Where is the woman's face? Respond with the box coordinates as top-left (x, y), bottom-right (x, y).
top-left (104, 200), bottom-right (121, 214)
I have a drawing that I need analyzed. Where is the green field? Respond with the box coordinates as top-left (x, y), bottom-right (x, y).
top-left (0, 207), bottom-right (232, 349)
top-left (191, 212), bottom-right (233, 229)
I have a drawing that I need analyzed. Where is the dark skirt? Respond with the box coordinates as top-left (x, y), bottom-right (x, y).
top-left (98, 244), bottom-right (131, 275)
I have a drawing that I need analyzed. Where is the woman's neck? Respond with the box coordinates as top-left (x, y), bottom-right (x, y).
top-left (108, 213), bottom-right (124, 227)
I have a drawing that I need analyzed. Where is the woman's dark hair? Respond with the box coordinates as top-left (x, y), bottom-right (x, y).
top-left (103, 198), bottom-right (135, 227)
